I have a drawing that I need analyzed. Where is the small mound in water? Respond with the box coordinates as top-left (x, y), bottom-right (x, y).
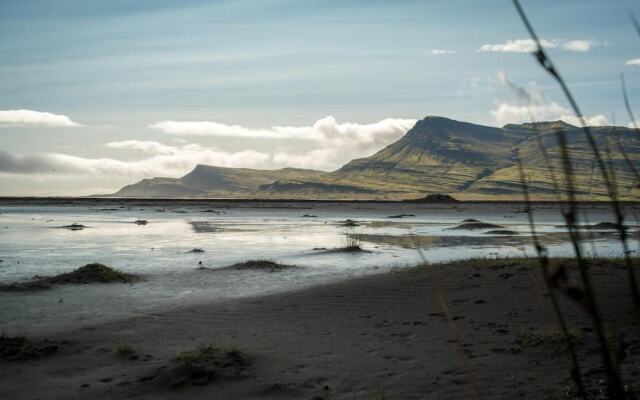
top-left (403, 194), bottom-right (458, 203)
top-left (0, 334), bottom-right (60, 361)
top-left (587, 222), bottom-right (627, 230)
top-left (188, 248), bottom-right (205, 253)
top-left (225, 260), bottom-right (299, 272)
top-left (555, 222), bottom-right (629, 230)
top-left (316, 245), bottom-right (370, 254)
top-left (447, 222), bottom-right (504, 230)
top-left (340, 219), bottom-right (360, 227)
top-left (0, 263), bottom-right (140, 291)
top-left (58, 223), bottom-right (87, 231)
top-left (150, 345), bottom-right (252, 388)
top-left (485, 229), bottom-right (519, 235)
top-left (461, 218), bottom-right (481, 223)
top-left (301, 214), bottom-right (317, 218)
top-left (387, 214), bottom-right (415, 219)
top-left (133, 220), bottom-right (148, 225)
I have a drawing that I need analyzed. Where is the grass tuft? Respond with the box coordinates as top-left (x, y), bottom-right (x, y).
top-left (0, 333), bottom-right (59, 361)
top-left (516, 327), bottom-right (583, 353)
top-left (114, 343), bottom-right (138, 359)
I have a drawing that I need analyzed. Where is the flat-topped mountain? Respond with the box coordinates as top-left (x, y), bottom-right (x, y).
top-left (112, 116), bottom-right (640, 200)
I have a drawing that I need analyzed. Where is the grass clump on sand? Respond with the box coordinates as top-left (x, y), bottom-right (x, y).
top-left (0, 263), bottom-right (140, 291)
top-left (114, 344), bottom-right (139, 360)
top-left (343, 232), bottom-right (366, 252)
top-left (175, 344), bottom-right (223, 364)
top-left (0, 333), bottom-right (59, 361)
top-left (226, 260), bottom-right (299, 272)
top-left (516, 327), bottom-right (583, 353)
top-left (46, 263), bottom-right (139, 284)
top-left (164, 344), bottom-right (252, 387)
top-left (317, 232), bottom-right (370, 254)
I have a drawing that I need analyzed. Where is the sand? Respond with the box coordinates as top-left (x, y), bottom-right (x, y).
top-left (1, 259), bottom-right (639, 399)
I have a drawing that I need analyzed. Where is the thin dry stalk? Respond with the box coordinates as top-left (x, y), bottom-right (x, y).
top-left (513, 0), bottom-right (639, 318)
top-left (618, 75), bottom-right (640, 191)
top-left (512, 2), bottom-right (626, 395)
top-left (413, 244), bottom-right (483, 400)
top-left (516, 154), bottom-right (586, 397)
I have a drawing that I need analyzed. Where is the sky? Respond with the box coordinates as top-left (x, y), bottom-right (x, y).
top-left (1, 0), bottom-right (639, 195)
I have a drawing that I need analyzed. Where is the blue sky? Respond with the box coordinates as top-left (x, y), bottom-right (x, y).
top-left (1, 0), bottom-right (639, 195)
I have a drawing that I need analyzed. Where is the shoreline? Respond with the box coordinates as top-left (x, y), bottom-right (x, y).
top-left (2, 258), bottom-right (638, 399)
top-left (2, 197), bottom-right (640, 205)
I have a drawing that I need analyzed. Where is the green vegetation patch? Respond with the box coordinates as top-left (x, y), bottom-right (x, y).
top-left (165, 344), bottom-right (252, 387)
top-left (515, 327), bottom-right (583, 353)
top-left (0, 263), bottom-right (140, 291)
top-left (0, 334), bottom-right (59, 361)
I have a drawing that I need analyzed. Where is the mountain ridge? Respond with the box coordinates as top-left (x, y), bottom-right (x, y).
top-left (111, 116), bottom-right (640, 200)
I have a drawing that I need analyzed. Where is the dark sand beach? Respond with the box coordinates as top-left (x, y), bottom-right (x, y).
top-left (2, 258), bottom-right (638, 400)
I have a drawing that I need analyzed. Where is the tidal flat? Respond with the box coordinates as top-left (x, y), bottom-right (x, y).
top-left (1, 199), bottom-right (639, 399)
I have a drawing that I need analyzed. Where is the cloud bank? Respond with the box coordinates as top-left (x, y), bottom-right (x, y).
top-left (0, 110), bottom-right (81, 127)
top-left (150, 116), bottom-right (415, 144)
top-left (1, 117), bottom-right (417, 179)
top-left (0, 144), bottom-right (270, 179)
top-left (491, 73), bottom-right (608, 127)
top-left (149, 116), bottom-right (416, 168)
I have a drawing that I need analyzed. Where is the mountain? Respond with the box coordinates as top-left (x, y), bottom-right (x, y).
top-left (111, 116), bottom-right (640, 200)
top-left (112, 165), bottom-right (324, 198)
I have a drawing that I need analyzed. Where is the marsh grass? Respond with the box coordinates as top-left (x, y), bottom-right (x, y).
top-left (344, 229), bottom-right (364, 249)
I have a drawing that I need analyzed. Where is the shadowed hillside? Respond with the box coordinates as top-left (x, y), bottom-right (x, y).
top-left (112, 116), bottom-right (640, 200)
top-left (113, 165), bottom-right (324, 198)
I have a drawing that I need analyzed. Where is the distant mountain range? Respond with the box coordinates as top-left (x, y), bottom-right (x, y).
top-left (111, 116), bottom-right (640, 200)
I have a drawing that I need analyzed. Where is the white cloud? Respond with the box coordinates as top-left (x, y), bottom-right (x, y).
top-left (626, 58), bottom-right (640, 66)
top-left (479, 39), bottom-right (557, 53)
top-left (0, 109), bottom-right (81, 127)
top-left (2, 117), bottom-right (418, 178)
top-left (491, 73), bottom-right (608, 127)
top-left (150, 116), bottom-right (415, 145)
top-left (148, 121), bottom-right (287, 138)
top-left (479, 38), bottom-right (595, 53)
top-left (0, 143), bottom-right (271, 179)
top-left (426, 49), bottom-right (456, 55)
top-left (562, 40), bottom-right (592, 52)
top-left (105, 140), bottom-right (178, 155)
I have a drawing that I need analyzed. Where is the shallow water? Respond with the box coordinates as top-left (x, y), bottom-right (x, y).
top-left (1, 200), bottom-right (638, 333)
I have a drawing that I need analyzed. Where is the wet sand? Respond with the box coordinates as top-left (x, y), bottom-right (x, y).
top-left (1, 258), bottom-right (638, 399)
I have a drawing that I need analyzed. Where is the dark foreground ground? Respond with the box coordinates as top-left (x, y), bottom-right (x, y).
top-left (1, 258), bottom-right (639, 400)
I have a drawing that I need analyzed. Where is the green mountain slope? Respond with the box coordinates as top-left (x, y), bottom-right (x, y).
top-left (111, 116), bottom-right (640, 200)
top-left (113, 165), bottom-right (324, 198)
